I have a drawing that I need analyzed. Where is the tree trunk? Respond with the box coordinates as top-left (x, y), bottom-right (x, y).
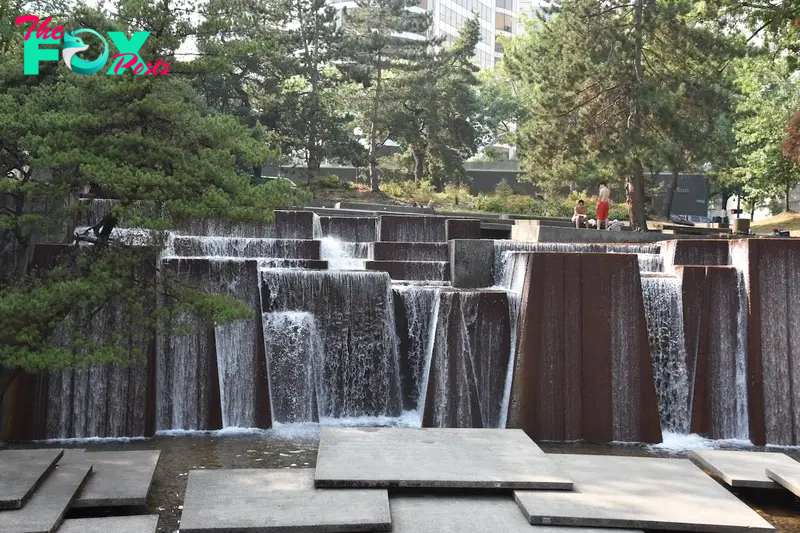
top-left (306, 153), bottom-right (320, 185)
top-left (368, 56), bottom-right (383, 193)
top-left (786, 185), bottom-right (791, 212)
top-left (659, 169), bottom-right (679, 220)
top-left (750, 202), bottom-right (756, 220)
top-left (413, 148), bottom-right (425, 184)
top-left (721, 190), bottom-right (731, 219)
top-left (627, 0), bottom-right (647, 231)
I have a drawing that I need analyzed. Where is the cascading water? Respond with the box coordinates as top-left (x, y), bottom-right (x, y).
top-left (638, 253), bottom-right (664, 273)
top-left (260, 269), bottom-right (403, 418)
top-left (319, 237), bottom-right (370, 270)
top-left (262, 311), bottom-right (323, 424)
top-left (393, 285), bottom-right (440, 410)
top-left (640, 275), bottom-right (690, 434)
top-left (493, 241), bottom-right (661, 286)
top-left (157, 258), bottom-right (260, 430)
top-left (419, 290), bottom-right (512, 428)
top-left (168, 236), bottom-right (317, 259)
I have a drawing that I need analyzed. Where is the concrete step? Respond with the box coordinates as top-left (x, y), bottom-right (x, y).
top-left (365, 260), bottom-right (450, 281)
top-left (373, 243), bottom-right (448, 262)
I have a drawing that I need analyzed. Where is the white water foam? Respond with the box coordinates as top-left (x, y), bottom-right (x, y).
top-left (650, 431), bottom-right (753, 452)
top-left (319, 237), bottom-right (369, 270)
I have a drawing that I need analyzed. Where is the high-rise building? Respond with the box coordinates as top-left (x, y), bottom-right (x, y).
top-left (330, 0), bottom-right (536, 69)
top-left (430, 0), bottom-right (515, 68)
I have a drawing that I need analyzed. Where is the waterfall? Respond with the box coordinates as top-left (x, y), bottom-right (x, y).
top-left (734, 271), bottom-right (750, 439)
top-left (312, 214), bottom-right (323, 239)
top-left (262, 312), bottom-right (323, 424)
top-left (638, 253), bottom-right (664, 273)
top-left (493, 241), bottom-right (660, 286)
top-left (157, 258), bottom-right (260, 430)
top-left (393, 285), bottom-right (440, 410)
top-left (260, 269), bottom-right (403, 418)
top-left (168, 236), bottom-right (318, 259)
top-left (420, 290), bottom-right (512, 428)
top-left (319, 237), bottom-right (370, 270)
top-left (640, 275), bottom-right (690, 434)
top-left (44, 304), bottom-right (150, 439)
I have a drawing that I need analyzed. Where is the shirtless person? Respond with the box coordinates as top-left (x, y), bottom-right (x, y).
top-left (597, 182), bottom-right (610, 230)
top-left (572, 199), bottom-right (587, 228)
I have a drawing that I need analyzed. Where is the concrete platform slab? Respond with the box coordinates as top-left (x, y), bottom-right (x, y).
top-left (766, 459), bottom-right (800, 497)
top-left (180, 469), bottom-right (391, 533)
top-left (57, 515), bottom-right (158, 533)
top-left (689, 450), bottom-right (798, 489)
top-left (0, 449), bottom-right (64, 510)
top-left (64, 450), bottom-right (160, 508)
top-left (391, 494), bottom-right (639, 533)
top-left (0, 462), bottom-right (92, 533)
top-left (514, 455), bottom-right (774, 533)
top-left (314, 428), bottom-right (573, 489)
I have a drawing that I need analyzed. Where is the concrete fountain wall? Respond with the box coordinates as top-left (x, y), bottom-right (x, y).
top-left (507, 252), bottom-right (663, 444)
top-left (731, 238), bottom-right (800, 446)
top-left (7, 203), bottom-right (800, 447)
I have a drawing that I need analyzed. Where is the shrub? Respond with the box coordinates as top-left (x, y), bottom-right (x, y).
top-left (315, 174), bottom-right (349, 189)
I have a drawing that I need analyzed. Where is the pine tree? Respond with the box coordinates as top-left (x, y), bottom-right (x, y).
top-left (0, 5), bottom-right (308, 381)
top-left (392, 17), bottom-right (482, 190)
top-left (339, 0), bottom-right (434, 191)
top-left (505, 0), bottom-right (737, 229)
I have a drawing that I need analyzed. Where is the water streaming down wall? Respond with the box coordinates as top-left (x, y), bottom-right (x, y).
top-left (167, 236), bottom-right (321, 259)
top-left (638, 253), bottom-right (664, 273)
top-left (319, 237), bottom-right (371, 270)
top-left (420, 290), bottom-right (512, 428)
top-left (157, 258), bottom-right (262, 430)
top-left (260, 269), bottom-right (403, 418)
top-left (378, 215), bottom-right (447, 242)
top-left (392, 285), bottom-right (440, 410)
top-left (262, 312), bottom-right (322, 424)
top-left (640, 275), bottom-right (690, 434)
top-left (45, 306), bottom-right (152, 439)
top-left (492, 241), bottom-right (661, 286)
top-left (678, 264), bottom-right (750, 441)
top-left (319, 217), bottom-right (377, 242)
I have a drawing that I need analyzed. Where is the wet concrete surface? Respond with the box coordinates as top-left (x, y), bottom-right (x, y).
top-left (8, 433), bottom-right (800, 533)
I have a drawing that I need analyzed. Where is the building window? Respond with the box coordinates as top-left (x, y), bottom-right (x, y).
top-left (420, 0), bottom-right (427, 9)
top-left (495, 41), bottom-right (504, 53)
top-left (495, 13), bottom-right (513, 32)
top-left (496, 0), bottom-right (512, 10)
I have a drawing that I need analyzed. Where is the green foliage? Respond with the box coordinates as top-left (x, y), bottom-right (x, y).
top-left (338, 0), bottom-right (436, 190)
top-left (387, 18), bottom-right (483, 190)
top-left (0, 4), bottom-right (306, 372)
top-left (505, 0), bottom-right (736, 228)
top-left (313, 174), bottom-right (351, 190)
top-left (731, 55), bottom-right (800, 209)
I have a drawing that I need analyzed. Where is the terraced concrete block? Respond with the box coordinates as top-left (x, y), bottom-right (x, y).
top-left (689, 450), bottom-right (797, 489)
top-left (314, 428), bottom-right (572, 489)
top-left (180, 469), bottom-right (391, 533)
top-left (449, 239), bottom-right (494, 288)
top-left (391, 494), bottom-right (639, 533)
top-left (58, 515), bottom-right (159, 533)
top-left (514, 454), bottom-right (774, 533)
top-left (365, 260), bottom-right (449, 281)
top-left (66, 450), bottom-right (161, 508)
top-left (766, 458), bottom-right (800, 497)
top-left (0, 449), bottom-right (63, 510)
top-left (0, 462), bottom-right (92, 533)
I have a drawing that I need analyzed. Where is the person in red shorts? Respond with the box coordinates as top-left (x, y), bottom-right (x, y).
top-left (596, 182), bottom-right (610, 230)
